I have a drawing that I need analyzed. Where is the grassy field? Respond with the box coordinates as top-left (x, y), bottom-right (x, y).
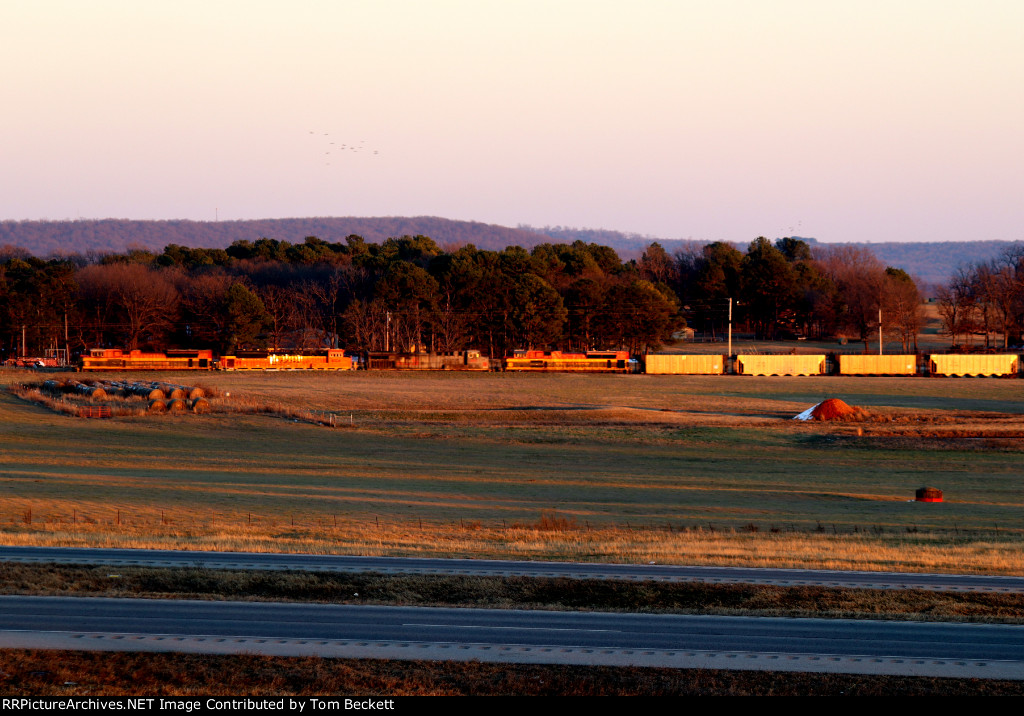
top-left (4, 563), bottom-right (1023, 623)
top-left (2, 368), bottom-right (1022, 574)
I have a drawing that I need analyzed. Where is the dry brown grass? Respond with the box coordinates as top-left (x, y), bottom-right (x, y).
top-left (2, 650), bottom-right (1020, 696)
top-left (7, 384), bottom-right (151, 418)
top-left (4, 369), bottom-right (1024, 575)
top-left (3, 563), bottom-right (1022, 623)
top-left (6, 381), bottom-right (343, 427)
top-left (208, 393), bottom-right (347, 427)
top-left (1, 517), bottom-right (1022, 575)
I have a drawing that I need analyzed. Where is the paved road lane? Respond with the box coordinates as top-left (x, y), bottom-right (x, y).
top-left (0, 596), bottom-right (1021, 679)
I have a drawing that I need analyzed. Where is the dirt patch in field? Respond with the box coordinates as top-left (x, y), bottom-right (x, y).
top-left (795, 398), bottom-right (869, 422)
top-left (812, 398), bottom-right (861, 420)
top-left (367, 406), bottom-right (784, 431)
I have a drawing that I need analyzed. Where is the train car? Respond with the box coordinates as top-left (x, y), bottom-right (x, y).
top-left (219, 349), bottom-right (354, 371)
top-left (839, 354), bottom-right (918, 376)
top-left (504, 350), bottom-right (631, 373)
top-left (929, 354), bottom-right (1019, 377)
top-left (3, 357), bottom-right (58, 368)
top-left (736, 354), bottom-right (825, 376)
top-left (645, 354), bottom-right (725, 375)
top-left (365, 350), bottom-right (490, 370)
top-left (79, 348), bottom-right (215, 371)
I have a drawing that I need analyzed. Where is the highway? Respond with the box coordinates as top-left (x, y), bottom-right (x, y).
top-left (2, 546), bottom-right (1023, 592)
top-left (2, 546), bottom-right (1023, 679)
top-left (0, 596), bottom-right (1022, 679)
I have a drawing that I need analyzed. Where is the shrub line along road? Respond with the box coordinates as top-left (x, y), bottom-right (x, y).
top-left (1, 546), bottom-right (1022, 679)
top-left (1, 546), bottom-right (1022, 593)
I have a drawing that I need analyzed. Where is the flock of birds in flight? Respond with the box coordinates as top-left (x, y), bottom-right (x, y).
top-left (310, 131), bottom-right (379, 166)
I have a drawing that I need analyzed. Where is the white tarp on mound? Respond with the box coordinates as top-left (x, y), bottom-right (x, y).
top-left (793, 402), bottom-right (821, 421)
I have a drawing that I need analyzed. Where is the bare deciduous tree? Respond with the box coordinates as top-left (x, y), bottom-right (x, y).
top-left (936, 267), bottom-right (976, 348)
top-left (77, 263), bottom-right (178, 349)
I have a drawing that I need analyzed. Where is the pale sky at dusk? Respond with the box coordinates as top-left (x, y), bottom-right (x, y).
top-left (3, 1), bottom-right (1022, 243)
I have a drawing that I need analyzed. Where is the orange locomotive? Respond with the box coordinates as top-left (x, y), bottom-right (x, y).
top-left (364, 350), bottom-right (490, 371)
top-left (79, 348), bottom-right (215, 371)
top-left (78, 348), bottom-right (353, 371)
top-left (218, 349), bottom-right (354, 371)
top-left (504, 350), bottom-right (632, 372)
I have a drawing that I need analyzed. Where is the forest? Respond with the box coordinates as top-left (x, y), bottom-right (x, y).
top-left (3, 218), bottom-right (1021, 286)
top-left (1, 233), bottom-right (1022, 360)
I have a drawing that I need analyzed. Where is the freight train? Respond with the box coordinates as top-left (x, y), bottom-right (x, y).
top-left (647, 352), bottom-right (1020, 377)
top-left (77, 348), bottom-right (486, 372)
top-left (73, 347), bottom-right (1021, 377)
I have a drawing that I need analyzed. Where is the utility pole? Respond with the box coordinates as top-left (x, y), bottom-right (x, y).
top-left (727, 297), bottom-right (733, 372)
top-left (878, 308), bottom-right (883, 355)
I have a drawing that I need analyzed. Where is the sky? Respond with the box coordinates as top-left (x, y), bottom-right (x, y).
top-left (2, 0), bottom-right (1023, 243)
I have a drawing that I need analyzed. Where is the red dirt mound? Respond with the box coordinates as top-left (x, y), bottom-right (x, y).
top-left (811, 398), bottom-right (858, 420)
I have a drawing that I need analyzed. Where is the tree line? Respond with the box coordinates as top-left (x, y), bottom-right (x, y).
top-left (4, 232), bottom-right (1009, 361)
top-left (1, 236), bottom-right (677, 359)
top-left (935, 247), bottom-right (1024, 350)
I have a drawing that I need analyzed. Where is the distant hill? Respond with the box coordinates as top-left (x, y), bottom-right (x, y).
top-left (833, 240), bottom-right (1023, 287)
top-left (0, 217), bottom-right (553, 258)
top-left (525, 227), bottom-right (1023, 287)
top-left (2, 217), bottom-right (1018, 288)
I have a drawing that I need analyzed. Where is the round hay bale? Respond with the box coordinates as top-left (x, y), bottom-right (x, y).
top-left (147, 399), bottom-right (167, 413)
top-left (132, 386), bottom-right (165, 400)
top-left (811, 398), bottom-right (857, 420)
top-left (99, 383), bottom-right (124, 398)
top-left (42, 380), bottom-right (62, 394)
top-left (189, 397), bottom-right (211, 414)
top-left (916, 486), bottom-right (943, 503)
top-left (86, 387), bottom-right (107, 400)
top-left (166, 398), bottom-right (187, 412)
top-left (186, 386), bottom-right (205, 400)
top-left (154, 383), bottom-right (190, 400)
